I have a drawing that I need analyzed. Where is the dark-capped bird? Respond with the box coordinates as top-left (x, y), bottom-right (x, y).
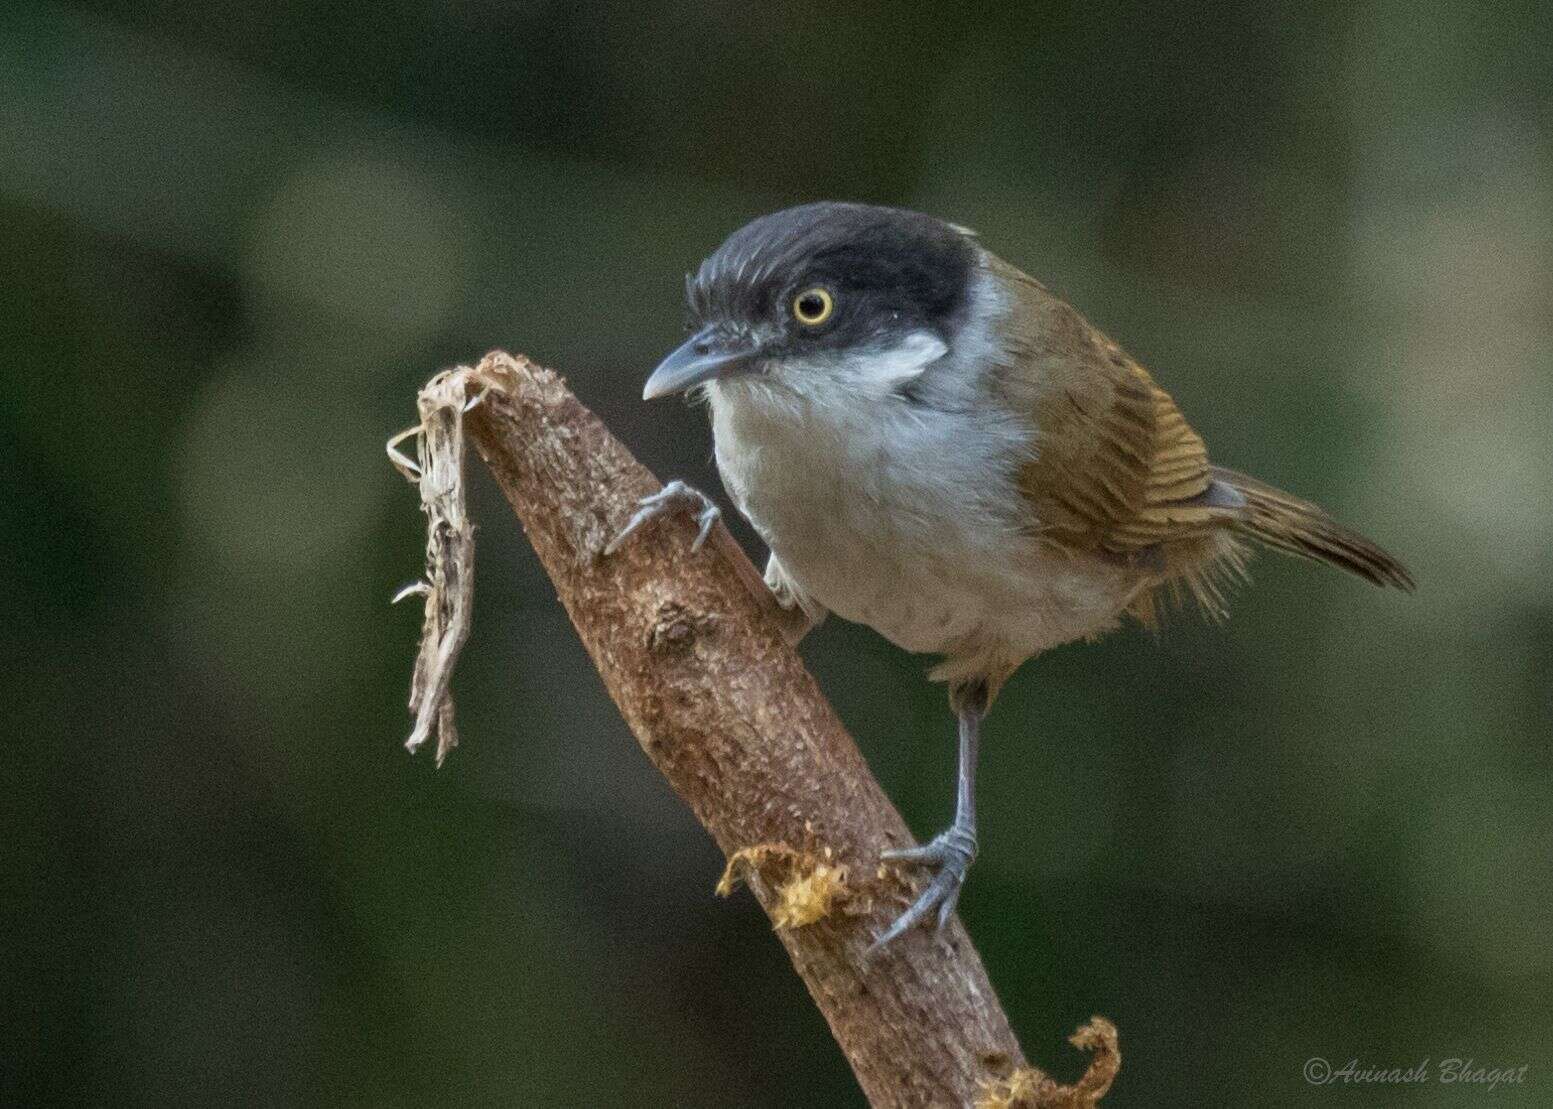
top-left (610, 202), bottom-right (1413, 949)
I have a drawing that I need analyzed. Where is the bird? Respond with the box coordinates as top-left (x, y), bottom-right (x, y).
top-left (608, 201), bottom-right (1414, 950)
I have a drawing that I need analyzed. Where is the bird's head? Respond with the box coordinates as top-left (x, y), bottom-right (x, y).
top-left (642, 202), bottom-right (978, 402)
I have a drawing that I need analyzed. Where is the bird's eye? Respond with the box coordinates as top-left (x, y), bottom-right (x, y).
top-left (791, 287), bottom-right (834, 326)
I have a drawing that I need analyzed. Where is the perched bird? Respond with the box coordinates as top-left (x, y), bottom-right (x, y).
top-left (610, 202), bottom-right (1413, 949)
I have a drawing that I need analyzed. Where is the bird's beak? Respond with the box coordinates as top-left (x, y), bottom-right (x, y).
top-left (642, 327), bottom-right (760, 400)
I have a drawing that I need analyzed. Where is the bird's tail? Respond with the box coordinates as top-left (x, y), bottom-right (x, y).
top-left (1210, 466), bottom-right (1415, 591)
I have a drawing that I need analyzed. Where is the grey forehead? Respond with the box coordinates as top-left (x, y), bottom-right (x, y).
top-left (685, 202), bottom-right (973, 320)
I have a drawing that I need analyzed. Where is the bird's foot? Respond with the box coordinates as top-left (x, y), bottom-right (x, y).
top-left (871, 824), bottom-right (977, 952)
top-left (604, 480), bottom-right (720, 556)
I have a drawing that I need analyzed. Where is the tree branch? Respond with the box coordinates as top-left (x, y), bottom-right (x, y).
top-left (393, 351), bottom-right (1118, 1107)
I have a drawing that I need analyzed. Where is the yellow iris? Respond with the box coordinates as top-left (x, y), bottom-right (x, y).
top-left (792, 287), bottom-right (834, 326)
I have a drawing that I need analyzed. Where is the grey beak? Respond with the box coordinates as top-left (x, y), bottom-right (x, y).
top-left (642, 328), bottom-right (758, 400)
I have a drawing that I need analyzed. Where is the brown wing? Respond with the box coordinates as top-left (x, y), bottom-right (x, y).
top-left (988, 257), bottom-right (1235, 559)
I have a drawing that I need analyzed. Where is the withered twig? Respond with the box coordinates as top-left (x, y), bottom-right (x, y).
top-left (391, 351), bottom-right (1119, 1107)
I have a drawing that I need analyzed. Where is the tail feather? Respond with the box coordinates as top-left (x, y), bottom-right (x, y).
top-left (1210, 466), bottom-right (1415, 591)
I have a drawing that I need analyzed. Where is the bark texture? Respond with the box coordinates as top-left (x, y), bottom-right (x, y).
top-left (423, 351), bottom-right (1117, 1108)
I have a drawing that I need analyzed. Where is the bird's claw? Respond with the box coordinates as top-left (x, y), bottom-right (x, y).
top-left (604, 480), bottom-right (720, 556)
top-left (870, 825), bottom-right (977, 952)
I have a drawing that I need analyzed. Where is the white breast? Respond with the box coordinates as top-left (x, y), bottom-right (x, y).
top-left (704, 288), bottom-right (1135, 681)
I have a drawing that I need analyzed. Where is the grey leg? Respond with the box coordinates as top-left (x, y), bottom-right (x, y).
top-left (604, 480), bottom-right (721, 555)
top-left (871, 688), bottom-right (985, 951)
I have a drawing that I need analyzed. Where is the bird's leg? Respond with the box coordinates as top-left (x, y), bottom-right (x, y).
top-left (762, 553), bottom-right (826, 645)
top-left (605, 482), bottom-right (824, 645)
top-left (872, 682), bottom-right (987, 950)
top-left (604, 479), bottom-right (721, 555)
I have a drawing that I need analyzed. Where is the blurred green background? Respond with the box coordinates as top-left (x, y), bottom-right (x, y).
top-left (4, 2), bottom-right (1551, 1105)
